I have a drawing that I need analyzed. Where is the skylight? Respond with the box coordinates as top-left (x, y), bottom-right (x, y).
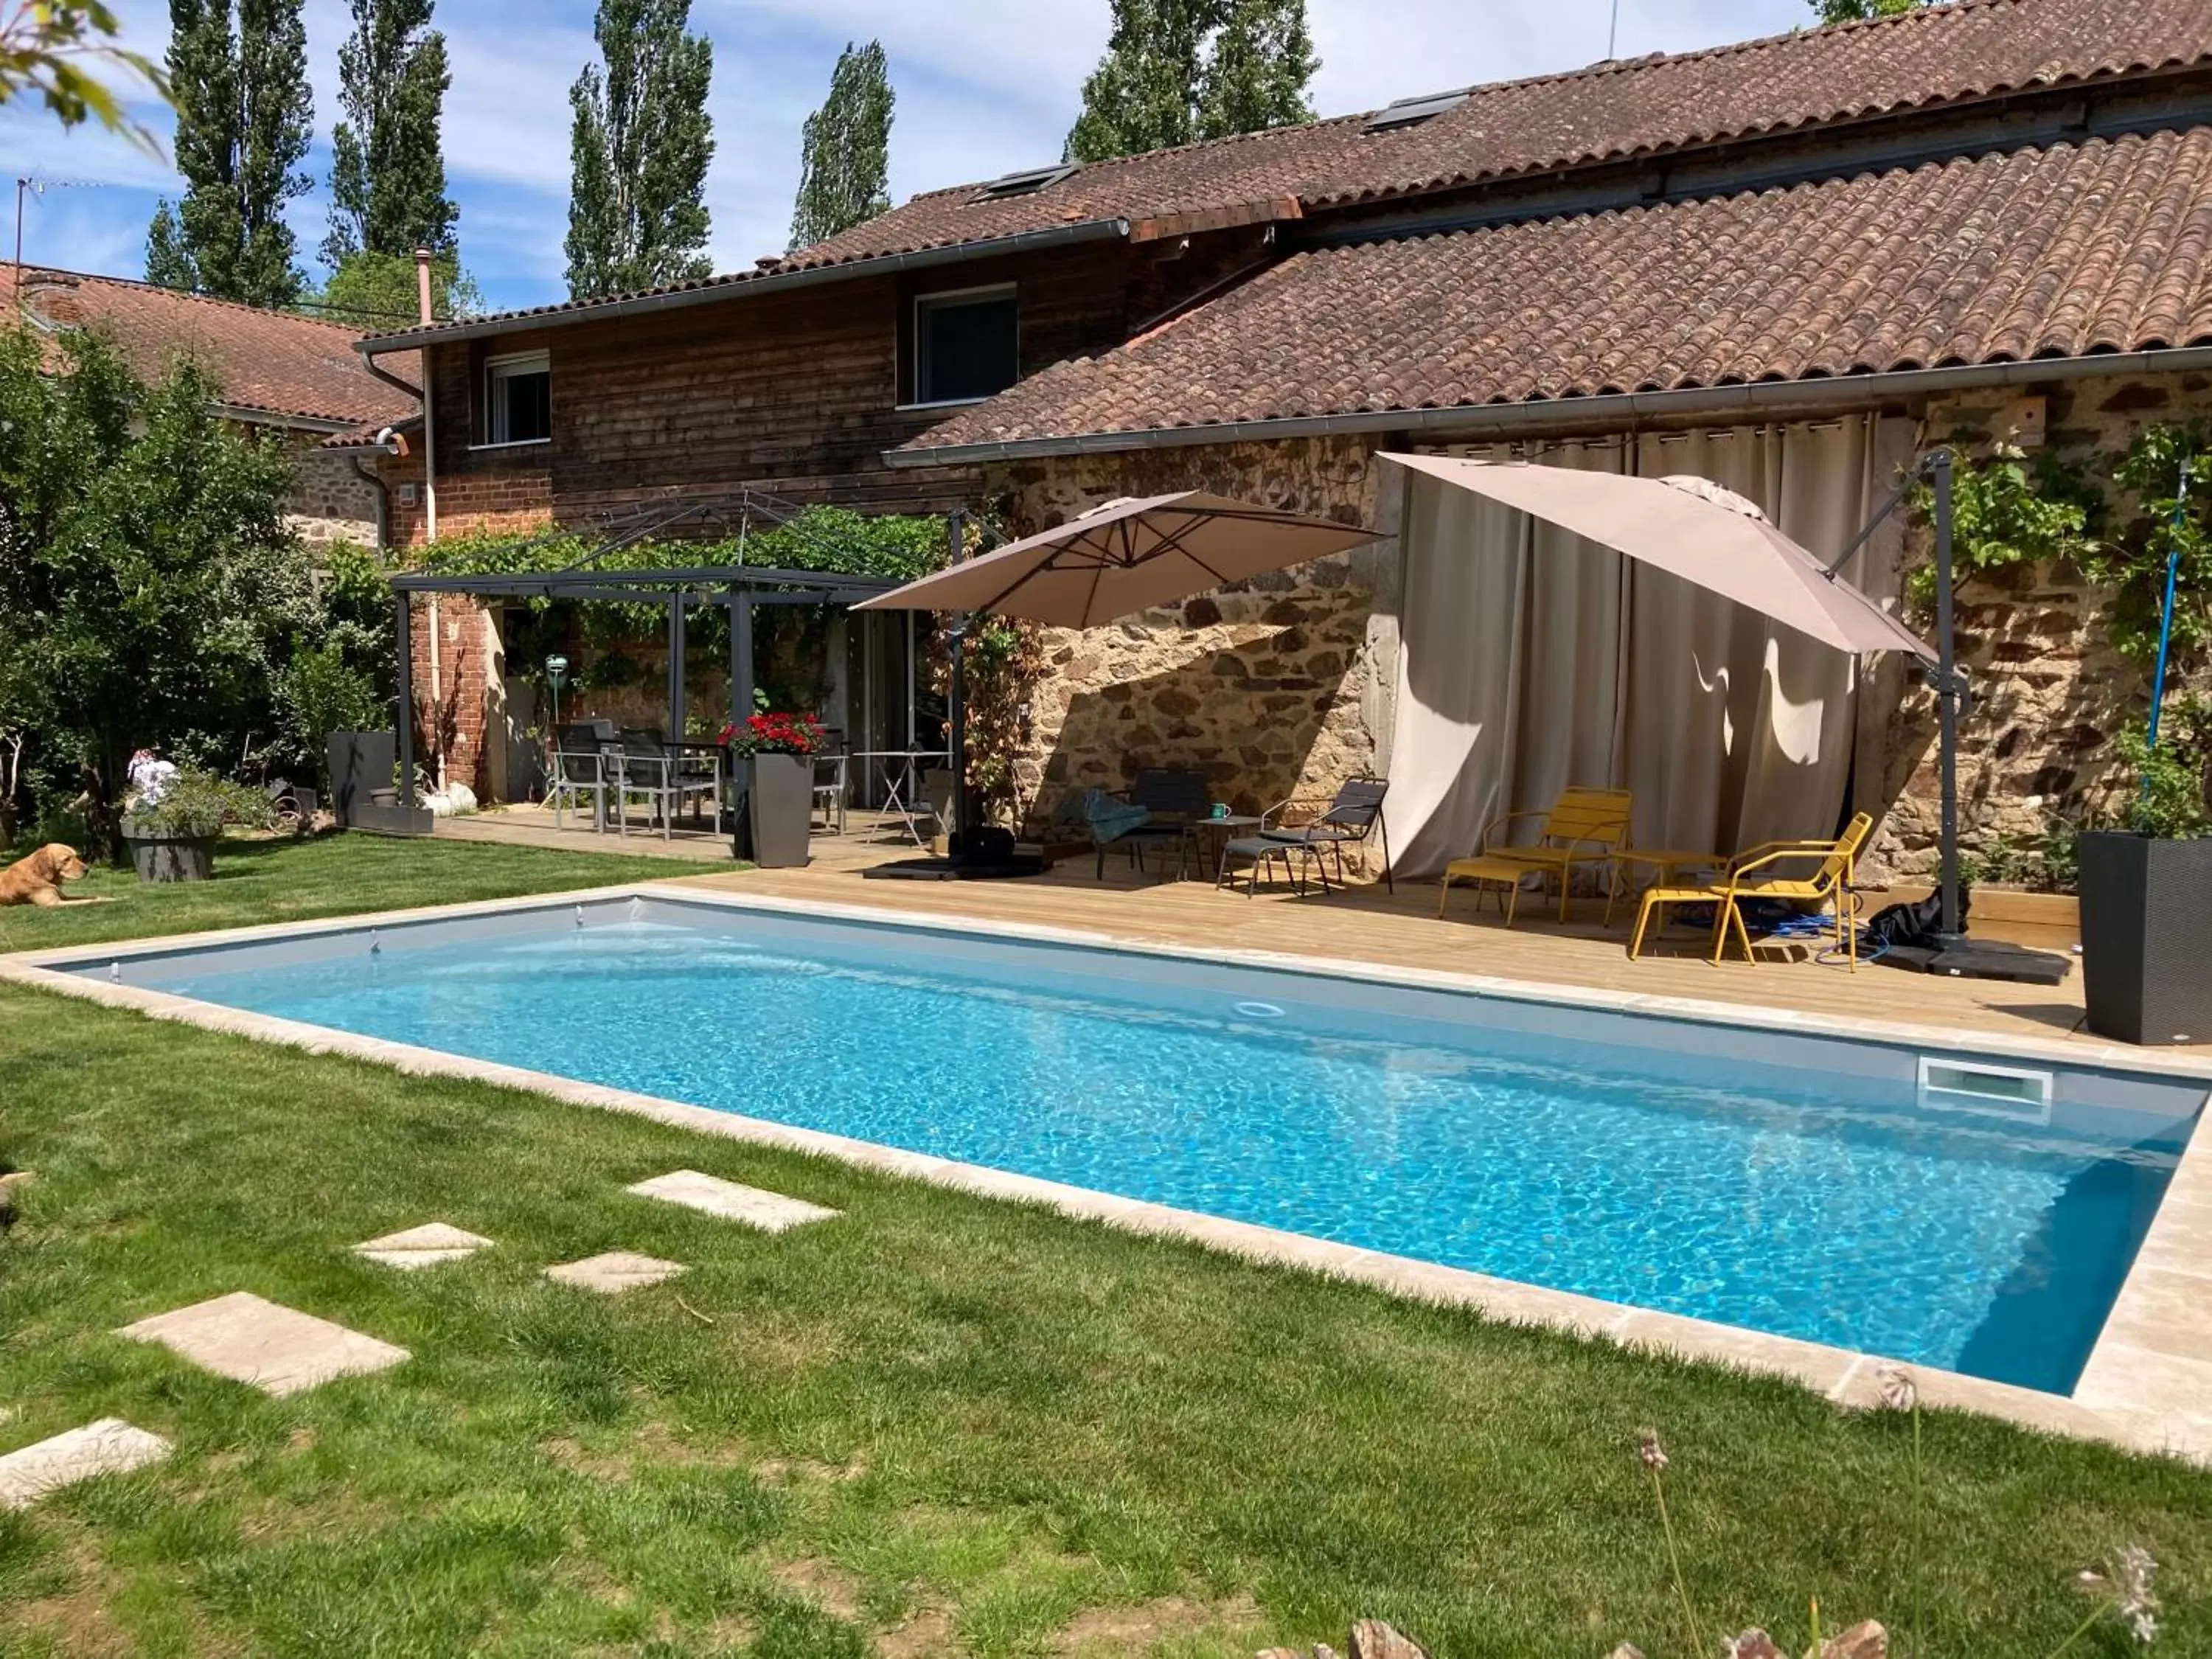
top-left (1363, 87), bottom-right (1473, 133)
top-left (977, 164), bottom-right (1079, 200)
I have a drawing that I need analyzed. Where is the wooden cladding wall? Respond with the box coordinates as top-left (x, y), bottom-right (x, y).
top-left (396, 229), bottom-right (1282, 540)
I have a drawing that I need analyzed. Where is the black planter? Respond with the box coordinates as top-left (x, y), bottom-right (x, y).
top-left (2078, 831), bottom-right (2212, 1044)
top-left (745, 753), bottom-right (813, 869)
top-left (121, 824), bottom-right (218, 883)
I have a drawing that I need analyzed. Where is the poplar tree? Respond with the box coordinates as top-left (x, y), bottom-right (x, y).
top-left (1065, 0), bottom-right (1315, 164)
top-left (1811, 0), bottom-right (1934, 21)
top-left (324, 0), bottom-right (456, 268)
top-left (144, 0), bottom-right (312, 307)
top-left (787, 40), bottom-right (894, 252)
top-left (565, 0), bottom-right (715, 299)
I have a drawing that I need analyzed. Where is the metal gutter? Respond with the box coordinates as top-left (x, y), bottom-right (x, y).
top-left (356, 219), bottom-right (1134, 355)
top-left (882, 346), bottom-right (2212, 467)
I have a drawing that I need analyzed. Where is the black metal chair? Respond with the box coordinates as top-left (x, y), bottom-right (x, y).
top-left (549, 720), bottom-right (616, 830)
top-left (1104, 768), bottom-right (1211, 879)
top-left (611, 728), bottom-right (681, 840)
top-left (1220, 777), bottom-right (1394, 895)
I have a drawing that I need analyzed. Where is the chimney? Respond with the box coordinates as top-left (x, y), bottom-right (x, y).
top-left (414, 246), bottom-right (434, 324)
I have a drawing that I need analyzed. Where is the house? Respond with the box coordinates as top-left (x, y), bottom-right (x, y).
top-left (3, 262), bottom-right (415, 548)
top-left (356, 0), bottom-right (2212, 877)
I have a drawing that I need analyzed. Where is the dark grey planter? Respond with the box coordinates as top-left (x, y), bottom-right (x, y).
top-left (122, 823), bottom-right (218, 883)
top-left (746, 753), bottom-right (813, 869)
top-left (2078, 831), bottom-right (2212, 1044)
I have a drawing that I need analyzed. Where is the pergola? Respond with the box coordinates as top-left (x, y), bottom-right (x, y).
top-left (385, 495), bottom-right (956, 811)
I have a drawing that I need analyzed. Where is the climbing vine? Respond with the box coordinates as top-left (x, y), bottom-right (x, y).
top-left (1906, 442), bottom-right (2098, 612)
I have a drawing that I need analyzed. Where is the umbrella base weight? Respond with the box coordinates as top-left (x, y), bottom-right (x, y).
top-left (1880, 939), bottom-right (2073, 985)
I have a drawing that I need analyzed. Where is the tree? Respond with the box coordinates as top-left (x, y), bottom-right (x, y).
top-left (787, 39), bottom-right (893, 252)
top-left (564, 0), bottom-right (714, 299)
top-left (307, 248), bottom-right (481, 328)
top-left (324, 0), bottom-right (456, 270)
top-left (1065, 0), bottom-right (1315, 164)
top-left (1810, 0), bottom-right (1935, 21)
top-left (144, 0), bottom-right (313, 307)
top-left (0, 1), bottom-right (169, 153)
top-left (0, 325), bottom-right (376, 852)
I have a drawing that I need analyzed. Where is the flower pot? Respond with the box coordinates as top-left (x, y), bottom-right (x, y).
top-left (745, 753), bottom-right (813, 869)
top-left (2078, 831), bottom-right (2212, 1044)
top-left (121, 822), bottom-right (218, 883)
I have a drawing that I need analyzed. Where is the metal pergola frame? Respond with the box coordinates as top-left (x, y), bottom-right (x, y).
top-left (385, 560), bottom-right (906, 812)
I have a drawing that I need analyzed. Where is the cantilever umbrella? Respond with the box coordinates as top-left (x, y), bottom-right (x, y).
top-left (854, 491), bottom-right (1385, 627)
top-left (1383, 453), bottom-right (1933, 661)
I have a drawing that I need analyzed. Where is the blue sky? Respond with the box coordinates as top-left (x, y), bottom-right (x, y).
top-left (4, 0), bottom-right (1820, 313)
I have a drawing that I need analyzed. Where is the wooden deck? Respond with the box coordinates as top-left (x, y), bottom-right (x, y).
top-left (432, 804), bottom-right (2104, 1046)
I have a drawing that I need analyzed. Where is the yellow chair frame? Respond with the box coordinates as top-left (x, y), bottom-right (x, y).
top-left (1441, 786), bottom-right (1635, 925)
top-left (1630, 813), bottom-right (1874, 968)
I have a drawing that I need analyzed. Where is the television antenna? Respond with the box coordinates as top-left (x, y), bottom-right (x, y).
top-left (1607, 0), bottom-right (1622, 59)
top-left (13, 175), bottom-right (102, 271)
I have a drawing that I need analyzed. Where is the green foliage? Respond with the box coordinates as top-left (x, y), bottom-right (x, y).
top-left (2083, 423), bottom-right (2211, 669)
top-left (1809, 0), bottom-right (1934, 21)
top-left (0, 325), bottom-right (380, 852)
top-left (565, 0), bottom-right (714, 299)
top-left (123, 765), bottom-right (274, 837)
top-left (1908, 444), bottom-right (2099, 613)
top-left (1066, 0), bottom-right (1316, 163)
top-left (2116, 694), bottom-right (2212, 841)
top-left (145, 0), bottom-right (313, 307)
top-left (274, 637), bottom-right (380, 792)
top-left (788, 39), bottom-right (894, 252)
top-left (0, 0), bottom-right (170, 153)
top-left (309, 248), bottom-right (481, 328)
top-left (324, 0), bottom-right (456, 270)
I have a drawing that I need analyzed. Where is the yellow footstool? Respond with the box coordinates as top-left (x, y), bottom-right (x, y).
top-left (1437, 855), bottom-right (1542, 925)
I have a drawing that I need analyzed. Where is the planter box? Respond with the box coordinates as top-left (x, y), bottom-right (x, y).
top-left (121, 824), bottom-right (217, 883)
top-left (746, 753), bottom-right (813, 869)
top-left (2078, 832), bottom-right (2212, 1045)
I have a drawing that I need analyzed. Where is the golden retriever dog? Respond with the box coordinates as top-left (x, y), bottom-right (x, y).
top-left (0, 844), bottom-right (95, 907)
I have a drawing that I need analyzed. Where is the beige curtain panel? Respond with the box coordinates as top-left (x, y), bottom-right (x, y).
top-left (1386, 416), bottom-right (1903, 879)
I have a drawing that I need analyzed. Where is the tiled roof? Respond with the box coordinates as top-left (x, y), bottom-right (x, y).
top-left (810, 0), bottom-right (2210, 270)
top-left (2, 263), bottom-right (414, 426)
top-left (898, 129), bottom-right (2212, 453)
top-left (360, 0), bottom-right (2212, 346)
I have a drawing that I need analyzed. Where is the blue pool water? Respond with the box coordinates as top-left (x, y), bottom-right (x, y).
top-left (97, 900), bottom-right (2199, 1393)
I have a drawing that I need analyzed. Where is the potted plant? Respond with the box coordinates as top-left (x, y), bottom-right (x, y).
top-left (720, 712), bottom-right (822, 869)
top-left (119, 767), bottom-right (273, 883)
top-left (2079, 700), bottom-right (2212, 1044)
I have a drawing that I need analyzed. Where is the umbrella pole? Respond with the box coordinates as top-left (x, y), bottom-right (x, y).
top-left (945, 510), bottom-right (967, 854)
top-left (1931, 450), bottom-right (1965, 944)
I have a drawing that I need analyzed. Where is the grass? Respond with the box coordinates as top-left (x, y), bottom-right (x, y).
top-left (0, 838), bottom-right (2208, 1657)
top-left (0, 833), bottom-right (706, 956)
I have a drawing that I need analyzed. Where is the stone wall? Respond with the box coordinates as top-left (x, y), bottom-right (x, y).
top-left (277, 432), bottom-right (380, 549)
top-left (987, 436), bottom-right (1397, 828)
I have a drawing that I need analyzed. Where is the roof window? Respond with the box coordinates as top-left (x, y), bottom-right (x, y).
top-left (975, 163), bottom-right (1078, 201)
top-left (1363, 87), bottom-right (1472, 133)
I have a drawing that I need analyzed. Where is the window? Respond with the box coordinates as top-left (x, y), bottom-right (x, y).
top-left (973, 163), bottom-right (1077, 201)
top-left (1362, 86), bottom-right (1472, 133)
top-left (912, 288), bottom-right (1018, 406)
top-left (483, 349), bottom-right (552, 445)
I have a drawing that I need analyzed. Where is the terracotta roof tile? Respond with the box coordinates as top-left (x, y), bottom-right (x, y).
top-left (2, 263), bottom-right (412, 426)
top-left (900, 131), bottom-right (2212, 452)
top-left (362, 0), bottom-right (2212, 344)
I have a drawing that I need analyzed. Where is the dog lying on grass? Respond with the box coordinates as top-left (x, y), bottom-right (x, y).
top-left (0, 844), bottom-right (102, 906)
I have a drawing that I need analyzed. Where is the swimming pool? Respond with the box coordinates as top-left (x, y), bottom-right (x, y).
top-left (51, 893), bottom-right (2206, 1396)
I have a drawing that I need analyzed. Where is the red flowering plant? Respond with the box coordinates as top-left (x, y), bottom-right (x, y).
top-left (717, 712), bottom-right (824, 757)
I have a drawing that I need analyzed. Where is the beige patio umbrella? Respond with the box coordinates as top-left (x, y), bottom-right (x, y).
top-left (853, 491), bottom-right (1384, 625)
top-left (1385, 453), bottom-right (1933, 661)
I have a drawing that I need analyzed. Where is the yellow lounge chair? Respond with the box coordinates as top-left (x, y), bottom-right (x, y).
top-left (1439, 786), bottom-right (1634, 925)
top-left (1630, 812), bottom-right (1874, 967)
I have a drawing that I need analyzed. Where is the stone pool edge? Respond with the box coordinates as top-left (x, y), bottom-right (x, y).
top-left (7, 880), bottom-right (2211, 1465)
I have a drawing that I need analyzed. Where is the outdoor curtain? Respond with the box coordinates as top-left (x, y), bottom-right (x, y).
top-left (1387, 416), bottom-right (1899, 877)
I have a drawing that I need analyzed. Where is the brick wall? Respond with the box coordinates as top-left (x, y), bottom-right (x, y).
top-left (403, 594), bottom-right (498, 799)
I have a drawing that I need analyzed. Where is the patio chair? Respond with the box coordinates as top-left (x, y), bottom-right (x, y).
top-left (918, 768), bottom-right (957, 842)
top-left (812, 729), bottom-right (849, 835)
top-left (611, 728), bottom-right (681, 841)
top-left (1630, 812), bottom-right (1874, 968)
top-left (1249, 777), bottom-right (1393, 894)
top-left (1439, 785), bottom-right (1633, 925)
top-left (549, 720), bottom-right (616, 830)
top-left (1105, 768), bottom-right (1211, 879)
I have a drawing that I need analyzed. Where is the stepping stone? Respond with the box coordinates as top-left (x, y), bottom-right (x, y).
top-left (543, 1251), bottom-right (688, 1294)
top-left (626, 1170), bottom-right (838, 1233)
top-left (116, 1292), bottom-right (409, 1397)
top-left (0, 1419), bottom-right (171, 1511)
top-left (352, 1222), bottom-right (495, 1270)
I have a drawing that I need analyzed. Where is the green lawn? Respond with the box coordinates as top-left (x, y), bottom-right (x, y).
top-left (0, 833), bottom-right (703, 956)
top-left (0, 840), bottom-right (2206, 1658)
